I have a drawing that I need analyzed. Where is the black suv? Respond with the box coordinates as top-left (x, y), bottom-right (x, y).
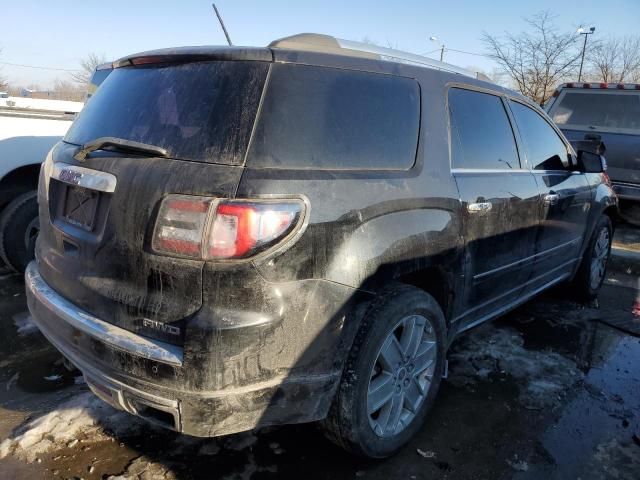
top-left (26, 34), bottom-right (617, 458)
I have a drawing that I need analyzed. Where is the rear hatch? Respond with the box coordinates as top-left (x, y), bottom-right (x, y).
top-left (547, 88), bottom-right (640, 184)
top-left (36, 53), bottom-right (270, 345)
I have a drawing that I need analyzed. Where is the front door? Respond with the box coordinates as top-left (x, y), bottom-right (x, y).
top-left (448, 87), bottom-right (540, 329)
top-left (508, 100), bottom-right (591, 291)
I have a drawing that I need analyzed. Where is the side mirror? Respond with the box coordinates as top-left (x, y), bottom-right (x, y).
top-left (577, 150), bottom-right (607, 173)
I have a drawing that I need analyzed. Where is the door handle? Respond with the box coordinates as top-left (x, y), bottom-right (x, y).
top-left (544, 193), bottom-right (560, 205)
top-left (467, 202), bottom-right (492, 214)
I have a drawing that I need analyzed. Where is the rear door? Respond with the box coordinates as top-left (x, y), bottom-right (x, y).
top-left (548, 89), bottom-right (640, 187)
top-left (509, 99), bottom-right (592, 290)
top-left (449, 87), bottom-right (540, 328)
top-left (36, 59), bottom-right (269, 345)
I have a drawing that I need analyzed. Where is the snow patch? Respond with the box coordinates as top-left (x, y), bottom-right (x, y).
top-left (0, 392), bottom-right (143, 462)
top-left (12, 312), bottom-right (39, 336)
top-left (591, 437), bottom-right (640, 480)
top-left (448, 324), bottom-right (584, 409)
top-left (107, 455), bottom-right (177, 480)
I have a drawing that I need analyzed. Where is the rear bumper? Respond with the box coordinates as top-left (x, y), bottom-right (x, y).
top-left (25, 261), bottom-right (344, 437)
top-left (613, 182), bottom-right (640, 201)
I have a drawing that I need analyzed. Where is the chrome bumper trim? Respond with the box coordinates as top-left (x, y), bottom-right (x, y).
top-left (25, 262), bottom-right (183, 367)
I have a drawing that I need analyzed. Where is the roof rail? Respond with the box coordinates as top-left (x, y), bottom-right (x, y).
top-left (269, 33), bottom-right (483, 80)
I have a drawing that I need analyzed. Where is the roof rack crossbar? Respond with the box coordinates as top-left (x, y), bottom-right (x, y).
top-left (337, 39), bottom-right (475, 77)
top-left (269, 33), bottom-right (480, 79)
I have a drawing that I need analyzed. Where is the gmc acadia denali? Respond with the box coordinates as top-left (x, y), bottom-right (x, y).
top-left (25, 34), bottom-right (617, 458)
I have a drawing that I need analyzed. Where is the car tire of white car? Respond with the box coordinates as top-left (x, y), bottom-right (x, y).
top-left (0, 190), bottom-right (39, 273)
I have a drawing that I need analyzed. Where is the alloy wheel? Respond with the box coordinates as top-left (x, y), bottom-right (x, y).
top-left (590, 227), bottom-right (610, 290)
top-left (367, 314), bottom-right (437, 437)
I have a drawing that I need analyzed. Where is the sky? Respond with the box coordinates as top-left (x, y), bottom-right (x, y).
top-left (1, 0), bottom-right (639, 88)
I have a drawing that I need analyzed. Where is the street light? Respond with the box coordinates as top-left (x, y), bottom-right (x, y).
top-left (430, 36), bottom-right (445, 62)
top-left (577, 26), bottom-right (595, 82)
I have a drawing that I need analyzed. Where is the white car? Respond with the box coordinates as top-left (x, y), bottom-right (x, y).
top-left (0, 97), bottom-right (83, 271)
top-left (0, 64), bottom-right (112, 271)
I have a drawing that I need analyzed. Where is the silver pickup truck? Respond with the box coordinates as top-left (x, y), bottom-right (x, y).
top-left (546, 82), bottom-right (640, 224)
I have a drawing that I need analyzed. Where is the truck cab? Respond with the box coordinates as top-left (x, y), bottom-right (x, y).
top-left (546, 82), bottom-right (640, 224)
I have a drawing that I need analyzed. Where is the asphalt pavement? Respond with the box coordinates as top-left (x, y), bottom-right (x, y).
top-left (0, 226), bottom-right (638, 480)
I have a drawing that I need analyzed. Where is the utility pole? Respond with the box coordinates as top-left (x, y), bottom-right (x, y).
top-left (430, 36), bottom-right (445, 62)
top-left (577, 26), bottom-right (595, 82)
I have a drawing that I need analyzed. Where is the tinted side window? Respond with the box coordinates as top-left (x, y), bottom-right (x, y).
top-left (87, 68), bottom-right (112, 98)
top-left (246, 63), bottom-right (420, 170)
top-left (448, 88), bottom-right (520, 170)
top-left (511, 101), bottom-right (568, 171)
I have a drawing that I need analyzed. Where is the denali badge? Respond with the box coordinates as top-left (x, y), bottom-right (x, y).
top-left (142, 318), bottom-right (181, 336)
top-left (58, 169), bottom-right (83, 185)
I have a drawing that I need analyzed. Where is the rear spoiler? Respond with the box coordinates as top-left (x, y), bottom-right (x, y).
top-left (113, 47), bottom-right (272, 68)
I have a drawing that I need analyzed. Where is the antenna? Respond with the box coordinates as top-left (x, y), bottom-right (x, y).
top-left (212, 3), bottom-right (233, 46)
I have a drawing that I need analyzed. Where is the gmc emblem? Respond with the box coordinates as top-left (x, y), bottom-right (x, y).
top-left (59, 169), bottom-right (83, 185)
top-left (142, 318), bottom-right (181, 336)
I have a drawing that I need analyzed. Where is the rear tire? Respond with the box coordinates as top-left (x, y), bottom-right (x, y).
top-left (572, 215), bottom-right (612, 301)
top-left (321, 283), bottom-right (446, 458)
top-left (0, 191), bottom-right (39, 273)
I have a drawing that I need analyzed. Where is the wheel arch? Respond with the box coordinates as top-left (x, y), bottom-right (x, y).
top-left (0, 163), bottom-right (41, 210)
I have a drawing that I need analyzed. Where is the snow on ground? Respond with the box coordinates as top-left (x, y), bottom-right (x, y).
top-left (590, 437), bottom-right (640, 480)
top-left (12, 312), bottom-right (39, 336)
top-left (0, 392), bottom-right (141, 462)
top-left (447, 324), bottom-right (584, 409)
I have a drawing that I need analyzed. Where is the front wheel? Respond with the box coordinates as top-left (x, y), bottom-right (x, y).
top-left (321, 284), bottom-right (446, 458)
top-left (573, 215), bottom-right (613, 301)
top-left (0, 191), bottom-right (39, 273)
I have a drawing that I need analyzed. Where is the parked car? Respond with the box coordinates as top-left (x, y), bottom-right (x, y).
top-left (25, 34), bottom-right (616, 458)
top-left (0, 65), bottom-right (112, 272)
top-left (546, 82), bottom-right (640, 225)
top-left (0, 96), bottom-right (83, 272)
top-left (86, 62), bottom-right (114, 99)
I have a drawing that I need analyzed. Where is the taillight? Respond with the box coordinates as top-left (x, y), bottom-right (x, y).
top-left (152, 195), bottom-right (305, 260)
top-left (152, 195), bottom-right (212, 258)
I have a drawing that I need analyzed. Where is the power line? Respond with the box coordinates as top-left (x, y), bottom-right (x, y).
top-left (420, 48), bottom-right (442, 56)
top-left (0, 61), bottom-right (80, 72)
top-left (445, 48), bottom-right (490, 58)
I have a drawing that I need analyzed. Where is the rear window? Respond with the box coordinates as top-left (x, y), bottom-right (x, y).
top-left (246, 63), bottom-right (420, 170)
top-left (550, 91), bottom-right (640, 132)
top-left (66, 61), bottom-right (269, 164)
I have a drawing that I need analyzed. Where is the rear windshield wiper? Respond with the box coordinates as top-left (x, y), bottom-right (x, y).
top-left (73, 137), bottom-right (168, 161)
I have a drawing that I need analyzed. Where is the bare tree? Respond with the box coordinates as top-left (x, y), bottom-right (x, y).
top-left (482, 11), bottom-right (582, 104)
top-left (589, 36), bottom-right (640, 83)
top-left (52, 78), bottom-right (85, 101)
top-left (0, 48), bottom-right (8, 90)
top-left (69, 52), bottom-right (107, 85)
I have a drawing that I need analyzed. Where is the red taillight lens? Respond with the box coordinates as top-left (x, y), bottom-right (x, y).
top-left (208, 201), bottom-right (302, 259)
top-left (152, 196), bottom-right (304, 260)
top-left (152, 195), bottom-right (212, 258)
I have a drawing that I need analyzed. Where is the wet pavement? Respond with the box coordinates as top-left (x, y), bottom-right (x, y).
top-left (1, 227), bottom-right (639, 480)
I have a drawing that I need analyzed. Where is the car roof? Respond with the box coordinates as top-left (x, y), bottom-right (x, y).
top-left (113, 33), bottom-right (521, 98)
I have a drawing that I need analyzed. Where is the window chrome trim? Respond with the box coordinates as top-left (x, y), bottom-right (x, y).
top-left (52, 162), bottom-right (117, 193)
top-left (451, 168), bottom-right (531, 174)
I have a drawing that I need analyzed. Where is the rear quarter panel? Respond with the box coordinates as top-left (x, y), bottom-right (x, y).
top-left (237, 67), bottom-right (462, 291)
